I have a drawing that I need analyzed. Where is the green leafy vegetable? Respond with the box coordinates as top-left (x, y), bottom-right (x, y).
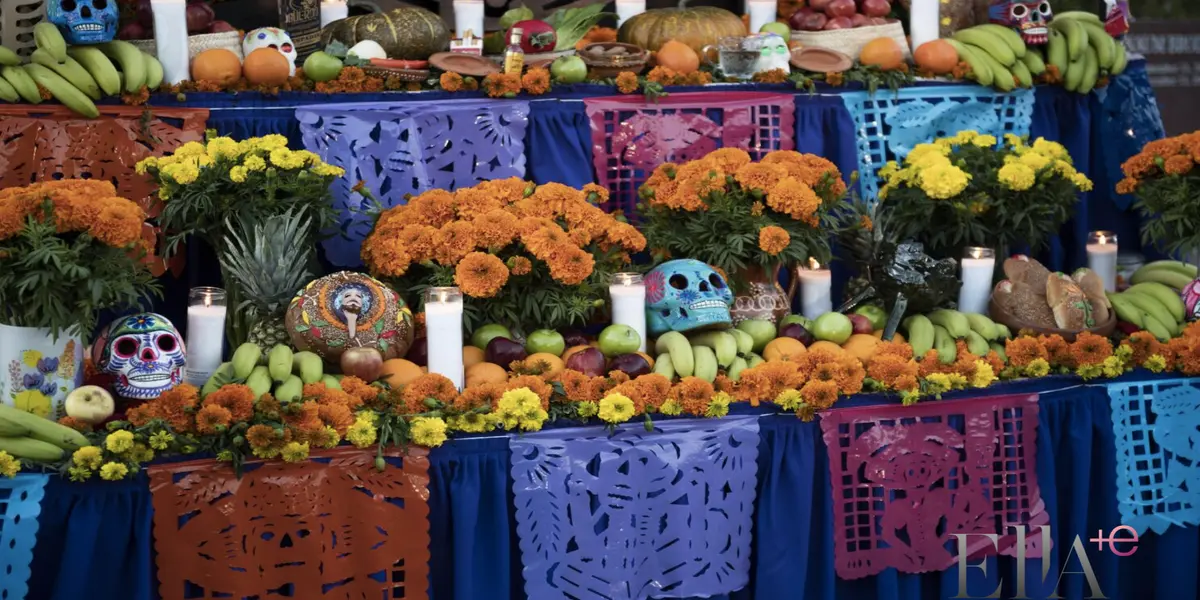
top-left (546, 3), bottom-right (614, 50)
top-left (499, 5), bottom-right (534, 30)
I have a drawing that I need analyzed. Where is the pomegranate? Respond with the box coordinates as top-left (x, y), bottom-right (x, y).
top-left (506, 19), bottom-right (557, 54)
top-left (825, 0), bottom-right (858, 18)
top-left (851, 13), bottom-right (869, 27)
top-left (788, 7), bottom-right (815, 30)
top-left (185, 0), bottom-right (215, 33)
top-left (118, 22), bottom-right (148, 40)
top-left (860, 0), bottom-right (893, 18)
top-left (809, 0), bottom-right (834, 10)
top-left (824, 16), bottom-right (854, 29)
top-left (800, 12), bottom-right (829, 30)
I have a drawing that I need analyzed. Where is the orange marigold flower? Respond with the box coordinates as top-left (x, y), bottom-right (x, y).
top-left (507, 255), bottom-right (533, 275)
top-left (246, 424), bottom-right (279, 449)
top-left (983, 350), bottom-right (1006, 375)
top-left (1122, 331), bottom-right (1162, 366)
top-left (733, 162), bottom-right (787, 192)
top-left (440, 72), bottom-right (464, 92)
top-left (876, 340), bottom-right (914, 361)
top-left (482, 72), bottom-right (522, 97)
top-left (1070, 332), bottom-right (1112, 367)
top-left (765, 177), bottom-right (822, 225)
top-left (616, 71), bottom-right (639, 94)
top-left (455, 251), bottom-right (510, 298)
top-left (57, 416), bottom-right (93, 433)
top-left (1121, 154), bottom-right (1157, 179)
top-left (318, 403), bottom-right (355, 435)
top-left (685, 71), bottom-right (712, 85)
top-left (868, 354), bottom-right (919, 390)
top-left (547, 247), bottom-right (595, 285)
top-left (733, 366), bottom-right (775, 406)
top-left (340, 376), bottom-right (378, 404)
top-left (453, 186), bottom-right (506, 220)
top-left (471, 209), bottom-right (519, 250)
top-left (196, 404), bottom-right (233, 434)
top-left (284, 401), bottom-right (323, 433)
top-left (402, 373), bottom-right (459, 413)
top-left (670, 376), bottom-right (715, 416)
top-left (433, 221), bottom-right (477, 266)
top-left (521, 67), bottom-right (551, 95)
top-left (302, 382), bottom-right (327, 398)
top-left (89, 199), bottom-right (146, 248)
top-left (825, 72), bottom-right (844, 86)
top-left (1164, 155), bottom-right (1194, 176)
top-left (706, 148), bottom-right (753, 173)
top-left (1005, 337), bottom-right (1049, 368)
top-left (752, 68), bottom-right (790, 84)
top-left (321, 387), bottom-right (362, 410)
top-left (256, 393), bottom-right (282, 418)
top-left (455, 382), bottom-right (506, 411)
top-left (1040, 334), bottom-right (1072, 368)
top-left (758, 225), bottom-right (791, 256)
top-left (646, 66), bottom-right (678, 85)
top-left (463, 76), bottom-right (479, 91)
top-left (394, 224), bottom-right (439, 262)
top-left (634, 374), bottom-right (673, 408)
top-left (124, 404), bottom-right (157, 428)
top-left (508, 375), bottom-right (553, 410)
top-left (361, 234), bottom-right (412, 277)
top-left (203, 384), bottom-right (255, 422)
top-left (558, 370), bottom-right (598, 402)
top-left (800, 379), bottom-right (839, 410)
top-left (1144, 138), bottom-right (1185, 157)
top-left (604, 221), bottom-right (647, 252)
top-left (522, 223), bottom-right (570, 259)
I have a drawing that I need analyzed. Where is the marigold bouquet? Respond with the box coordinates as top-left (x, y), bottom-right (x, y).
top-left (0, 180), bottom-right (158, 336)
top-left (637, 149), bottom-right (847, 279)
top-left (877, 131), bottom-right (1092, 258)
top-left (1116, 131), bottom-right (1200, 258)
top-left (361, 179), bottom-right (646, 330)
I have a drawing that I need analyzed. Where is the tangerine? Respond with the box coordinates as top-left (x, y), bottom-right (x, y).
top-left (913, 39), bottom-right (959, 74)
top-left (463, 346), bottom-right (485, 368)
top-left (243, 48), bottom-right (291, 86)
top-left (378, 359), bottom-right (423, 387)
top-left (656, 40), bottom-right (700, 75)
top-left (465, 362), bottom-right (508, 387)
top-left (859, 37), bottom-right (905, 71)
top-left (191, 48), bottom-right (242, 85)
top-left (763, 337), bottom-right (808, 362)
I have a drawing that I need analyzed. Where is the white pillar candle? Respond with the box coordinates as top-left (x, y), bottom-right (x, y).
top-left (610, 273), bottom-right (647, 352)
top-left (615, 0), bottom-right (646, 29)
top-left (320, 0), bottom-right (349, 27)
top-left (957, 247), bottom-right (996, 315)
top-left (1087, 231), bottom-right (1119, 292)
top-left (424, 287), bottom-right (465, 390)
top-left (908, 0), bottom-right (940, 54)
top-left (453, 0), bottom-right (485, 41)
top-left (798, 258), bottom-right (833, 320)
top-left (151, 0), bottom-right (191, 85)
top-left (184, 287), bottom-right (227, 387)
top-left (747, 0), bottom-right (776, 34)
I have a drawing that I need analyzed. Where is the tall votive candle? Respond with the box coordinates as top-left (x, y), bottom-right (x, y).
top-left (798, 259), bottom-right (833, 320)
top-left (184, 287), bottom-right (227, 387)
top-left (424, 287), bottom-right (465, 390)
top-left (1087, 231), bottom-right (1119, 292)
top-left (908, 0), bottom-right (940, 54)
top-left (151, 0), bottom-right (190, 84)
top-left (610, 273), bottom-right (647, 352)
top-left (320, 0), bottom-right (349, 27)
top-left (957, 247), bottom-right (996, 315)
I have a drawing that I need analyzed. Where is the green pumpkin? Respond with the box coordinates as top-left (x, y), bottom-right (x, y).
top-left (617, 4), bottom-right (747, 55)
top-left (320, 7), bottom-right (450, 61)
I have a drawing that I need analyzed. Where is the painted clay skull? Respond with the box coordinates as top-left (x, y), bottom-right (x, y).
top-left (243, 27), bottom-right (297, 75)
top-left (645, 259), bottom-right (734, 336)
top-left (92, 313), bottom-right (186, 400)
top-left (47, 0), bottom-right (119, 45)
top-left (750, 33), bottom-right (791, 75)
top-left (1104, 0), bottom-right (1131, 38)
top-left (989, 0), bottom-right (1053, 45)
top-left (1181, 279), bottom-right (1200, 322)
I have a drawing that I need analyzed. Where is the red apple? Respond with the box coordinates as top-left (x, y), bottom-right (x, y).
top-left (486, 337), bottom-right (528, 368)
top-left (824, 16), bottom-right (854, 29)
top-left (809, 0), bottom-right (834, 10)
top-left (609, 353), bottom-right (652, 377)
top-left (565, 347), bottom-right (606, 377)
top-left (560, 329), bottom-right (589, 349)
top-left (860, 0), bottom-right (892, 17)
top-left (867, 16), bottom-right (890, 25)
top-left (848, 314), bottom-right (874, 335)
top-left (118, 22), bottom-right (148, 40)
top-left (851, 13), bottom-right (869, 27)
top-left (185, 0), bottom-right (215, 33)
top-left (801, 13), bottom-right (828, 30)
top-left (341, 347), bottom-right (384, 382)
top-left (779, 323), bottom-right (816, 346)
top-left (826, 0), bottom-right (858, 18)
top-left (208, 20), bottom-right (237, 33)
top-left (789, 7), bottom-right (816, 30)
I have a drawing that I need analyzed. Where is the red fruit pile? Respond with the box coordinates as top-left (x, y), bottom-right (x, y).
top-left (788, 0), bottom-right (898, 31)
top-left (119, 0), bottom-right (234, 40)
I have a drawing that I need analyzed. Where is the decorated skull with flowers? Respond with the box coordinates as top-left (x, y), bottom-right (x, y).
top-left (876, 131), bottom-right (1093, 258)
top-left (361, 179), bottom-right (646, 330)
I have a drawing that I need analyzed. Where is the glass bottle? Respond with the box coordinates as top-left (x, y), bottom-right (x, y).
top-left (503, 28), bottom-right (525, 76)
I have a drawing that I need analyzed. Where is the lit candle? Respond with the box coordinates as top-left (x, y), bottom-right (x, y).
top-left (747, 0), bottom-right (777, 35)
top-left (184, 287), bottom-right (227, 387)
top-left (1087, 231), bottom-right (1119, 292)
top-left (320, 0), bottom-right (349, 27)
top-left (615, 0), bottom-right (646, 28)
top-left (453, 0), bottom-right (485, 41)
top-left (424, 287), bottom-right (465, 390)
top-left (908, 0), bottom-right (940, 54)
top-left (957, 247), bottom-right (996, 315)
top-left (798, 258), bottom-right (833, 320)
top-left (151, 0), bottom-right (190, 85)
top-left (610, 273), bottom-right (647, 352)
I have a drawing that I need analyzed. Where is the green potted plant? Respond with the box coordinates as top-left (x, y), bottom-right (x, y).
top-left (1117, 131), bottom-right (1200, 261)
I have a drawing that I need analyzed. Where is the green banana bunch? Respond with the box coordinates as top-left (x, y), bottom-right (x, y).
top-left (23, 64), bottom-right (98, 118)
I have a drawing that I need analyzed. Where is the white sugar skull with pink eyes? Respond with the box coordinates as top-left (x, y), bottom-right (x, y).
top-left (92, 313), bottom-right (186, 399)
top-left (243, 27), bottom-right (297, 75)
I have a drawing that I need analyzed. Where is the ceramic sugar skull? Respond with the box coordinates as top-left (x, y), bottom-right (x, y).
top-left (92, 313), bottom-right (186, 400)
top-left (989, 0), bottom-right (1053, 45)
top-left (749, 33), bottom-right (791, 74)
top-left (244, 27), bottom-right (297, 75)
top-left (1104, 0), bottom-right (1131, 38)
top-left (1181, 279), bottom-right (1200, 322)
top-left (285, 272), bottom-right (414, 365)
top-left (645, 259), bottom-right (734, 336)
top-left (47, 0), bottom-right (119, 45)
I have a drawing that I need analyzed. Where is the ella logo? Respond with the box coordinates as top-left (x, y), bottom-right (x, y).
top-left (952, 525), bottom-right (1139, 599)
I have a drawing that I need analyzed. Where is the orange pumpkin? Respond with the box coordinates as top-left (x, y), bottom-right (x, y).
top-left (656, 40), bottom-right (700, 74)
top-left (859, 37), bottom-right (905, 71)
top-left (617, 2), bottom-right (748, 55)
top-left (913, 39), bottom-right (959, 74)
top-left (243, 48), bottom-right (291, 85)
top-left (191, 48), bottom-right (242, 84)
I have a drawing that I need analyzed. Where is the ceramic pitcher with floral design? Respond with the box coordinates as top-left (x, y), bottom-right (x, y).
top-left (0, 324), bottom-right (84, 420)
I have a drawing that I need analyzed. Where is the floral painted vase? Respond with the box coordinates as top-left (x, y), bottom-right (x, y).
top-left (0, 324), bottom-right (85, 420)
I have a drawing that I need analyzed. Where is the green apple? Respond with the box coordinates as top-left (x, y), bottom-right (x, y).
top-left (811, 312), bottom-right (853, 344)
top-left (853, 305), bottom-right (889, 331)
top-left (760, 22), bottom-right (791, 38)
top-left (302, 51), bottom-right (344, 82)
top-left (525, 329), bottom-right (566, 356)
top-left (597, 324), bottom-right (642, 357)
top-left (781, 314), bottom-right (813, 329)
top-left (471, 323), bottom-right (512, 350)
top-left (551, 55), bottom-right (588, 84)
top-left (736, 319), bottom-right (777, 353)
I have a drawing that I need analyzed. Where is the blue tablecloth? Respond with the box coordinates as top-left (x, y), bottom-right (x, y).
top-left (27, 372), bottom-right (1200, 600)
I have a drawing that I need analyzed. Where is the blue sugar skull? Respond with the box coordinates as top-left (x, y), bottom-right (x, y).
top-left (645, 259), bottom-right (734, 336)
top-left (92, 313), bottom-right (186, 400)
top-left (48, 0), bottom-right (119, 45)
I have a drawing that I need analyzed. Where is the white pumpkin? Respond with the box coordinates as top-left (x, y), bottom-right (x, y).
top-left (64, 385), bottom-right (115, 425)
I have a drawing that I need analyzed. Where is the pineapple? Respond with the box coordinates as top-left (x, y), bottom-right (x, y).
top-left (219, 209), bottom-right (315, 352)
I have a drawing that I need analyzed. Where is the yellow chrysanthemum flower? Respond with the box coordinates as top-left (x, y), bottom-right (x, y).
top-left (206, 137), bottom-right (240, 159)
top-left (925, 373), bottom-right (953, 395)
top-left (1145, 354), bottom-right (1168, 373)
top-left (658, 399), bottom-right (682, 416)
top-left (970, 134), bottom-right (998, 148)
top-left (971, 360), bottom-right (996, 388)
top-left (705, 391), bottom-right (731, 418)
top-left (105, 430), bottom-right (135, 454)
top-left (410, 416), bottom-right (449, 448)
top-left (498, 388), bottom-right (540, 413)
top-left (347, 418), bottom-right (377, 448)
top-left (281, 441), bottom-right (310, 462)
top-left (244, 154), bottom-right (267, 171)
top-left (68, 466), bottom-right (93, 482)
top-left (598, 393), bottom-right (636, 424)
top-left (577, 401), bottom-right (599, 418)
top-left (135, 156), bottom-right (158, 175)
top-left (998, 163), bottom-right (1036, 191)
top-left (1025, 358), bottom-right (1051, 377)
top-left (149, 431), bottom-right (174, 450)
top-left (775, 389), bottom-right (804, 411)
top-left (99, 462), bottom-right (129, 481)
top-left (1018, 151), bottom-right (1051, 171)
top-left (1102, 355), bottom-right (1127, 378)
top-left (174, 141), bottom-right (207, 158)
top-left (230, 166), bottom-right (248, 183)
top-left (1004, 133), bottom-right (1026, 148)
top-left (518, 409), bottom-right (548, 432)
top-left (130, 443), bottom-right (154, 464)
top-left (1077, 363), bottom-right (1104, 380)
top-left (1071, 173), bottom-right (1094, 191)
top-left (0, 451), bottom-right (19, 478)
top-left (1032, 138), bottom-right (1069, 162)
top-left (73, 446), bottom-right (103, 470)
top-left (919, 164), bottom-right (971, 199)
top-left (313, 163), bottom-right (346, 178)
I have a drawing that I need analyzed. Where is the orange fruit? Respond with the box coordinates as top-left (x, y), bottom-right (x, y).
top-left (465, 362), bottom-right (508, 387)
top-left (913, 39), bottom-right (959, 75)
top-left (859, 37), bottom-right (905, 71)
top-left (871, 331), bottom-right (906, 344)
top-left (242, 48), bottom-right (291, 86)
top-left (841, 334), bottom-right (880, 367)
top-left (526, 352), bottom-right (566, 379)
top-left (763, 337), bottom-right (808, 362)
top-left (562, 345), bottom-right (591, 363)
top-left (191, 48), bottom-right (242, 84)
top-left (378, 359), bottom-right (423, 387)
top-left (463, 346), bottom-right (485, 368)
top-left (656, 40), bottom-right (700, 75)
top-left (807, 341), bottom-right (846, 357)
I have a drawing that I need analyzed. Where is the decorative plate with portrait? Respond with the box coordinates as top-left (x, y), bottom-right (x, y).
top-left (285, 272), bottom-right (414, 364)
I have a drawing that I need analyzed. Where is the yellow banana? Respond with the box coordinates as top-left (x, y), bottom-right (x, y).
top-left (1046, 29), bottom-right (1069, 76)
top-left (1078, 47), bottom-right (1099, 94)
top-left (1064, 53), bottom-right (1086, 92)
top-left (1054, 11), bottom-right (1104, 25)
top-left (653, 353), bottom-right (676, 380)
top-left (954, 28), bottom-right (1017, 66)
top-left (945, 39), bottom-right (993, 87)
top-left (1011, 59), bottom-right (1033, 87)
top-left (1078, 21), bottom-right (1115, 70)
top-left (1020, 48), bottom-right (1046, 76)
top-left (654, 332), bottom-right (694, 378)
top-left (974, 24), bottom-right (1027, 59)
top-left (969, 45), bottom-right (1015, 91)
top-left (142, 52), bottom-right (164, 90)
top-left (1111, 42), bottom-right (1128, 75)
top-left (34, 22), bottom-right (67, 63)
top-left (97, 41), bottom-right (146, 93)
top-left (67, 47), bottom-right (121, 96)
top-left (1050, 18), bottom-right (1088, 61)
top-left (933, 325), bottom-right (957, 364)
top-left (902, 315), bottom-right (935, 357)
top-left (691, 345), bottom-right (718, 383)
top-left (31, 50), bottom-right (101, 100)
top-left (23, 64), bottom-right (99, 118)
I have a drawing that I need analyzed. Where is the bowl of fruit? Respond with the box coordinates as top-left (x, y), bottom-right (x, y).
top-left (787, 0), bottom-right (910, 61)
top-left (122, 0), bottom-right (244, 60)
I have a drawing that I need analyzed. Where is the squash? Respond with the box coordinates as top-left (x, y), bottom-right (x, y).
top-left (320, 7), bottom-right (450, 61)
top-left (617, 2), bottom-right (748, 55)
